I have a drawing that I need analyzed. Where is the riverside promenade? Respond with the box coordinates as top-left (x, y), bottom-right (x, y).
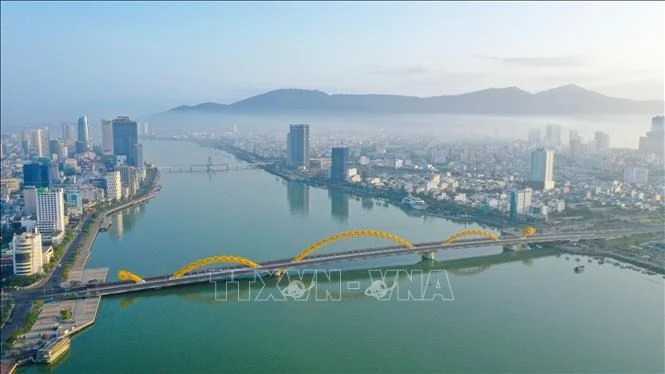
top-left (0, 169), bottom-right (161, 372)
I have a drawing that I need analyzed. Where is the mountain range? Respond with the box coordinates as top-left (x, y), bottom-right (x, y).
top-left (167, 85), bottom-right (663, 115)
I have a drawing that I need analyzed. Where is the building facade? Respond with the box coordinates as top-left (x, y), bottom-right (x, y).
top-left (638, 116), bottom-right (664, 156)
top-left (77, 115), bottom-right (90, 152)
top-left (23, 186), bottom-right (37, 216)
top-left (102, 119), bottom-right (114, 155)
top-left (112, 116), bottom-right (139, 166)
top-left (63, 123), bottom-right (76, 146)
top-left (119, 166), bottom-right (139, 197)
top-left (287, 124), bottom-right (310, 168)
top-left (510, 188), bottom-right (533, 219)
top-left (105, 171), bottom-right (122, 200)
top-left (64, 188), bottom-right (83, 216)
top-left (545, 124), bottom-right (561, 147)
top-left (594, 131), bottom-right (610, 153)
top-left (330, 147), bottom-right (350, 182)
top-left (23, 162), bottom-right (51, 188)
top-left (12, 229), bottom-right (43, 276)
top-left (32, 128), bottom-right (49, 157)
top-left (36, 188), bottom-right (66, 236)
top-left (530, 148), bottom-right (555, 191)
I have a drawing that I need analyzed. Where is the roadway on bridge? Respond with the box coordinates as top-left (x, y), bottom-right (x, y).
top-left (64, 228), bottom-right (661, 298)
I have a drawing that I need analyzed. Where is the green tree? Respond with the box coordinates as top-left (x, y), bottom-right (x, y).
top-left (59, 308), bottom-right (72, 320)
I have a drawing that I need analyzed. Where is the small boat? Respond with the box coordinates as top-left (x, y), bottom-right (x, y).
top-left (574, 265), bottom-right (585, 273)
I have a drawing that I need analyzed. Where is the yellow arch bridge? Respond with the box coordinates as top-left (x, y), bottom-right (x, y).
top-left (117, 228), bottom-right (525, 283)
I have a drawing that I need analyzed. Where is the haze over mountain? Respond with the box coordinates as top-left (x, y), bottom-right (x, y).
top-left (167, 85), bottom-right (663, 116)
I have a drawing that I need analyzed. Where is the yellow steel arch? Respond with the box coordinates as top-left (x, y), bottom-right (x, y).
top-left (522, 226), bottom-right (537, 237)
top-left (118, 270), bottom-right (145, 283)
top-left (444, 229), bottom-right (499, 244)
top-left (172, 255), bottom-right (262, 279)
top-left (293, 230), bottom-right (414, 262)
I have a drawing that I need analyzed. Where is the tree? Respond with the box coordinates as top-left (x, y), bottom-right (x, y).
top-left (59, 308), bottom-right (72, 321)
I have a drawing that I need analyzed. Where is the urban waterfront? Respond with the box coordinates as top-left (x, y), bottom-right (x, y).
top-left (21, 140), bottom-right (665, 373)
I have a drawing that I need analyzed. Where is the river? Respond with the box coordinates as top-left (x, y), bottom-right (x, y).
top-left (22, 140), bottom-right (664, 373)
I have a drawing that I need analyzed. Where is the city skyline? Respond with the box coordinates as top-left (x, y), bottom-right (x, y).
top-left (1, 2), bottom-right (663, 123)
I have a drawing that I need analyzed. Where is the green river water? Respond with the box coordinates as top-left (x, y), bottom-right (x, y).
top-left (22, 140), bottom-right (664, 373)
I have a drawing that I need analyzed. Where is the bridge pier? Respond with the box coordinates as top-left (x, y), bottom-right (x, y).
top-left (420, 251), bottom-right (438, 261)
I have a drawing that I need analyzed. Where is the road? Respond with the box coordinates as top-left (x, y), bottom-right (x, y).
top-left (0, 168), bottom-right (160, 352)
top-left (64, 228), bottom-right (662, 298)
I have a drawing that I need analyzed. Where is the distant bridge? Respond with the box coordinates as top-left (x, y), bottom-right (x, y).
top-left (60, 227), bottom-right (662, 298)
top-left (157, 156), bottom-right (275, 173)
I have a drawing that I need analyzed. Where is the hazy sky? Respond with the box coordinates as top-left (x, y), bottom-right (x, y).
top-left (1, 1), bottom-right (663, 124)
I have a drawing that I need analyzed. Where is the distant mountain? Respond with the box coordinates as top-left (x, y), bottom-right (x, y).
top-left (167, 85), bottom-right (663, 115)
top-left (170, 101), bottom-right (227, 112)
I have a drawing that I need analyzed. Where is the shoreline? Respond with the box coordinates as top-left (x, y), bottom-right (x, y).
top-left (73, 167), bottom-right (161, 273)
top-left (0, 168), bottom-right (161, 370)
top-left (560, 246), bottom-right (665, 275)
top-left (196, 140), bottom-right (506, 231)
top-left (192, 139), bottom-right (665, 274)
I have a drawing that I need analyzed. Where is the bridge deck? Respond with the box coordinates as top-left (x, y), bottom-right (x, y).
top-left (61, 228), bottom-right (662, 298)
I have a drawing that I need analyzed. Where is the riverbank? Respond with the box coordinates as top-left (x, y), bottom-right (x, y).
top-left (74, 192), bottom-right (158, 272)
top-left (199, 140), bottom-right (507, 230)
top-left (0, 168), bottom-right (161, 369)
top-left (560, 245), bottom-right (665, 275)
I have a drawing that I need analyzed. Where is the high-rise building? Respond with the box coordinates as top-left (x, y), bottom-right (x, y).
top-left (545, 124), bottom-right (562, 147)
top-left (594, 131), bottom-right (610, 153)
top-left (330, 147), bottom-right (350, 182)
top-left (36, 187), bottom-right (65, 236)
top-left (49, 140), bottom-right (67, 160)
top-left (105, 171), bottom-right (122, 200)
top-left (510, 188), bottom-right (533, 219)
top-left (62, 123), bottom-right (76, 146)
top-left (638, 116), bottom-right (664, 156)
top-left (133, 143), bottom-right (144, 168)
top-left (119, 166), bottom-right (139, 197)
top-left (112, 117), bottom-right (139, 166)
top-left (530, 148), bottom-right (555, 191)
top-left (134, 143), bottom-right (145, 181)
top-left (31, 128), bottom-right (49, 157)
top-left (528, 128), bottom-right (541, 146)
top-left (102, 119), bottom-right (114, 155)
top-left (287, 124), bottom-right (310, 168)
top-left (77, 115), bottom-right (90, 152)
top-left (569, 139), bottom-right (582, 158)
top-left (23, 162), bottom-right (51, 188)
top-left (23, 186), bottom-right (37, 216)
top-left (12, 229), bottom-right (43, 276)
top-left (569, 130), bottom-right (580, 143)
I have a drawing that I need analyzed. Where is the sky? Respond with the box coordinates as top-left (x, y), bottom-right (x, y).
top-left (1, 1), bottom-right (663, 124)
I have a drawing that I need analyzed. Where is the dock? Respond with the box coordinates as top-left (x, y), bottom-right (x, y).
top-left (10, 268), bottom-right (107, 368)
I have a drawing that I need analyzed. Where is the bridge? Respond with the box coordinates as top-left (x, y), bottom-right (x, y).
top-left (60, 226), bottom-right (661, 299)
top-left (157, 156), bottom-right (275, 173)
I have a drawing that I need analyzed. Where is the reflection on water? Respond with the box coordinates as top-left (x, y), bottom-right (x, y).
top-left (361, 197), bottom-right (374, 210)
top-left (109, 204), bottom-right (147, 239)
top-left (112, 248), bottom-right (556, 307)
top-left (286, 181), bottom-right (309, 216)
top-left (329, 188), bottom-right (349, 222)
top-left (112, 212), bottom-right (124, 237)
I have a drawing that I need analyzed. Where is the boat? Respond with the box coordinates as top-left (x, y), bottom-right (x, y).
top-left (99, 217), bottom-right (112, 232)
top-left (574, 265), bottom-right (585, 273)
top-left (401, 194), bottom-right (428, 210)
